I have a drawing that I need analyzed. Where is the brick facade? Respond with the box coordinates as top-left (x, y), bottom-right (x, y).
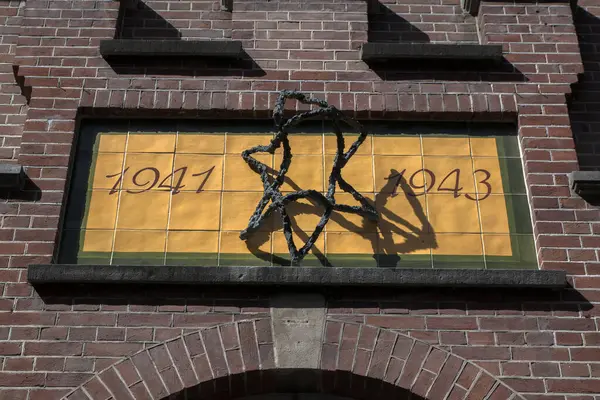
top-left (0, 0), bottom-right (599, 398)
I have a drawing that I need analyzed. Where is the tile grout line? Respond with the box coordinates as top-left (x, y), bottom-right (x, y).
top-left (217, 132), bottom-right (227, 267)
top-left (109, 128), bottom-right (130, 265)
top-left (163, 129), bottom-right (177, 266)
top-left (469, 137), bottom-right (486, 269)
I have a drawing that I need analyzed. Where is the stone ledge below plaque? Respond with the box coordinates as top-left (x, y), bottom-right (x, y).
top-left (28, 265), bottom-right (567, 289)
top-left (360, 43), bottom-right (503, 63)
top-left (99, 39), bottom-right (244, 59)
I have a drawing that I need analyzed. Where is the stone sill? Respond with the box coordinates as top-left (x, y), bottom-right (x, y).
top-left (360, 43), bottom-right (503, 63)
top-left (99, 39), bottom-right (244, 59)
top-left (28, 265), bottom-right (567, 289)
top-left (0, 163), bottom-right (25, 190)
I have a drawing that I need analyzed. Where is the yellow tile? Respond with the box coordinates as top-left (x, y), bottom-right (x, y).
top-left (85, 191), bottom-right (118, 229)
top-left (483, 234), bottom-right (513, 257)
top-left (272, 197), bottom-right (328, 234)
top-left (273, 231), bottom-right (325, 255)
top-left (97, 134), bottom-right (126, 153)
top-left (470, 137), bottom-right (498, 157)
top-left (91, 153), bottom-right (125, 190)
top-left (478, 195), bottom-right (510, 233)
top-left (114, 230), bottom-right (166, 253)
top-left (326, 231), bottom-right (378, 255)
top-left (116, 191), bottom-right (170, 230)
top-left (373, 136), bottom-right (421, 155)
top-left (422, 156), bottom-right (476, 195)
top-left (422, 137), bottom-right (470, 156)
top-left (223, 154), bottom-right (272, 191)
top-left (82, 230), bottom-right (114, 252)
top-left (220, 231), bottom-right (271, 254)
top-left (221, 192), bottom-right (273, 231)
top-left (177, 134), bottom-right (225, 154)
top-left (169, 192), bottom-right (221, 230)
top-left (122, 153), bottom-right (174, 192)
top-left (328, 192), bottom-right (377, 233)
top-left (324, 134), bottom-right (372, 155)
top-left (432, 234), bottom-right (483, 256)
top-left (472, 157), bottom-right (504, 195)
top-left (427, 194), bottom-right (481, 233)
top-left (173, 154), bottom-right (223, 192)
top-left (273, 134), bottom-right (323, 155)
top-left (373, 156), bottom-right (424, 193)
top-left (375, 190), bottom-right (429, 234)
top-left (167, 231), bottom-right (219, 253)
top-left (325, 155), bottom-right (373, 193)
top-left (127, 134), bottom-right (176, 153)
top-left (226, 134), bottom-right (274, 154)
top-left (377, 232), bottom-right (432, 256)
top-left (275, 154), bottom-right (324, 192)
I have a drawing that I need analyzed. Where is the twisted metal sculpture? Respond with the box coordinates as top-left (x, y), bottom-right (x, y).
top-left (239, 90), bottom-right (379, 265)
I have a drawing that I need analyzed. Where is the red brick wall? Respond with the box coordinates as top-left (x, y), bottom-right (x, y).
top-left (0, 0), bottom-right (599, 398)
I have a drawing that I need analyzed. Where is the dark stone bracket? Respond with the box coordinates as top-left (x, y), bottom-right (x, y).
top-left (99, 39), bottom-right (244, 59)
top-left (0, 164), bottom-right (26, 190)
top-left (28, 265), bottom-right (567, 289)
top-left (569, 171), bottom-right (600, 203)
top-left (360, 43), bottom-right (503, 63)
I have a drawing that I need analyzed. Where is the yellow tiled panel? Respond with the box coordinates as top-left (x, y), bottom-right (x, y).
top-left (483, 234), bottom-right (513, 257)
top-left (177, 134), bottom-right (225, 154)
top-left (432, 234), bottom-right (483, 256)
top-left (325, 155), bottom-right (374, 193)
top-left (226, 134), bottom-right (274, 154)
top-left (373, 136), bottom-right (421, 155)
top-left (324, 134), bottom-right (372, 155)
top-left (82, 230), bottom-right (114, 252)
top-left (375, 190), bottom-right (429, 234)
top-left (173, 154), bottom-right (223, 192)
top-left (422, 156), bottom-right (476, 194)
top-left (328, 192), bottom-right (377, 233)
top-left (472, 157), bottom-right (504, 195)
top-left (422, 137), bottom-right (470, 156)
top-left (272, 197), bottom-right (328, 234)
top-left (273, 231), bottom-right (325, 255)
top-left (91, 153), bottom-right (125, 190)
top-left (326, 231), bottom-right (378, 254)
top-left (116, 191), bottom-right (170, 230)
top-left (373, 156), bottom-right (424, 193)
top-left (122, 153), bottom-right (174, 191)
top-left (127, 134), bottom-right (176, 153)
top-left (85, 191), bottom-right (118, 230)
top-left (470, 137), bottom-right (498, 157)
top-left (427, 194), bottom-right (481, 233)
top-left (167, 231), bottom-right (219, 253)
top-left (272, 134), bottom-right (323, 155)
top-left (221, 192), bottom-right (271, 231)
top-left (377, 232), bottom-right (432, 255)
top-left (478, 195), bottom-right (510, 233)
top-left (223, 154), bottom-right (272, 191)
top-left (169, 192), bottom-right (221, 230)
top-left (275, 154), bottom-right (324, 192)
top-left (113, 230), bottom-right (167, 253)
top-left (97, 134), bottom-right (126, 153)
top-left (220, 231), bottom-right (271, 254)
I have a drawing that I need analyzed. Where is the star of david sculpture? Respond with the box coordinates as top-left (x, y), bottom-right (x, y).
top-left (239, 90), bottom-right (379, 265)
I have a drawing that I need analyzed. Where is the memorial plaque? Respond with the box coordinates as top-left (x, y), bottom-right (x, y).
top-left (60, 121), bottom-right (535, 269)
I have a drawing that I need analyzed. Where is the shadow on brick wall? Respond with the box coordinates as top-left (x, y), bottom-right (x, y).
top-left (106, 1), bottom-right (265, 77)
top-left (569, 7), bottom-right (600, 171)
top-left (114, 1), bottom-right (182, 40)
top-left (367, 2), bottom-right (430, 43)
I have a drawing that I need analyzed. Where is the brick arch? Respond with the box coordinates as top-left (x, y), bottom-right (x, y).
top-left (61, 319), bottom-right (525, 400)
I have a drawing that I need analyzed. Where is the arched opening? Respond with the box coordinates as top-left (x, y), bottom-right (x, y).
top-left (160, 369), bottom-right (427, 400)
